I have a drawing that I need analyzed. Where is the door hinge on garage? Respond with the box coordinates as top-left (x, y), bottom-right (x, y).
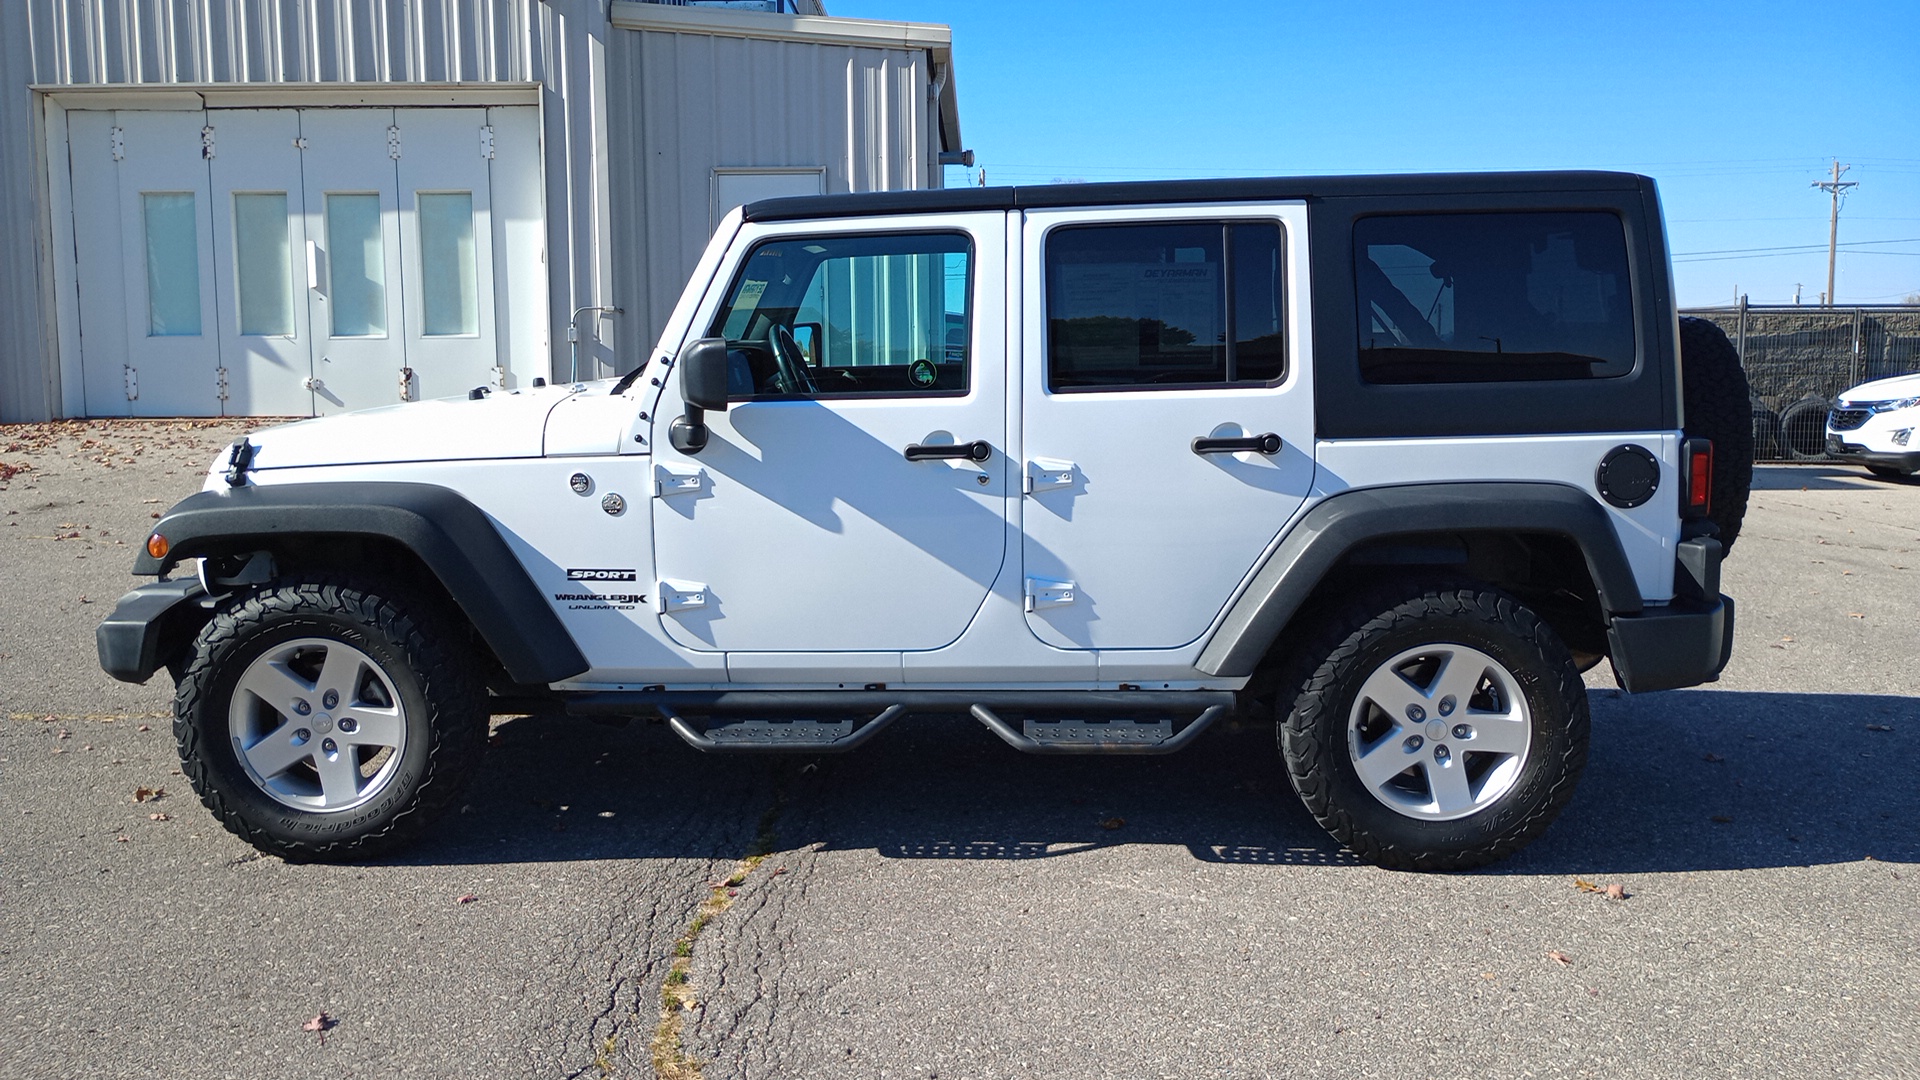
top-left (490, 364), bottom-right (506, 390)
top-left (123, 365), bottom-right (138, 401)
top-left (387, 125), bottom-right (402, 160)
top-left (200, 125), bottom-right (216, 160)
top-left (398, 366), bottom-right (416, 402)
top-left (109, 126), bottom-right (125, 161)
top-left (215, 367), bottom-right (229, 402)
top-left (478, 126), bottom-right (496, 159)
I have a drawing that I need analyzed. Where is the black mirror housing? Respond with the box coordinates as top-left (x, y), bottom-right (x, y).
top-left (679, 337), bottom-right (730, 412)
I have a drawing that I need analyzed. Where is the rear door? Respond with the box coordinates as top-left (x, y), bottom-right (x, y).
top-left (1019, 203), bottom-right (1317, 651)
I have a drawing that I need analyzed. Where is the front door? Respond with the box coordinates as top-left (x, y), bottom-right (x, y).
top-left (1019, 204), bottom-right (1317, 651)
top-left (650, 214), bottom-right (1008, 653)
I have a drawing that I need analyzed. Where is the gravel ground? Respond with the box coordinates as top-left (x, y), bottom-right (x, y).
top-left (2, 422), bottom-right (1914, 1079)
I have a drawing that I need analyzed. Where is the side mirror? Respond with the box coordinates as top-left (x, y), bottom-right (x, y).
top-left (670, 337), bottom-right (729, 454)
top-left (679, 337), bottom-right (730, 412)
top-left (793, 322), bottom-right (822, 366)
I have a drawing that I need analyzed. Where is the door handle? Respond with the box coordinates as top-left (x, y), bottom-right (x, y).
top-left (905, 440), bottom-right (991, 462)
top-left (1192, 432), bottom-right (1282, 456)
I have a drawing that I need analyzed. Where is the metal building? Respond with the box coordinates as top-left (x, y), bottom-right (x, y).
top-left (0, 0), bottom-right (965, 420)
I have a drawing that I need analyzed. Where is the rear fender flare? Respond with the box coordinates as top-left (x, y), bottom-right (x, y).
top-left (1196, 482), bottom-right (1643, 678)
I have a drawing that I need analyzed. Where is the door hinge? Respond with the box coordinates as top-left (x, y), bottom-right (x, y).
top-left (292, 135), bottom-right (308, 150)
top-left (109, 126), bottom-right (125, 161)
top-left (655, 463), bottom-right (705, 497)
top-left (215, 366), bottom-right (229, 402)
top-left (478, 126), bottom-right (496, 159)
top-left (386, 125), bottom-right (402, 159)
top-left (200, 125), bottom-right (216, 160)
top-left (123, 364), bottom-right (138, 401)
top-left (1025, 577), bottom-right (1077, 611)
top-left (1024, 457), bottom-right (1077, 494)
top-left (657, 579), bottom-right (710, 614)
top-left (398, 366), bottom-right (415, 402)
top-left (490, 363), bottom-right (506, 390)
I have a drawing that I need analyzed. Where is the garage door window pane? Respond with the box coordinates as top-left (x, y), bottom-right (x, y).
top-left (327, 193), bottom-right (386, 337)
top-left (142, 192), bottom-right (201, 336)
top-left (418, 192), bottom-right (478, 336)
top-left (234, 193), bottom-right (294, 336)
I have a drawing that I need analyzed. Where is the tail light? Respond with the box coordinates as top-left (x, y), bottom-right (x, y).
top-left (1682, 438), bottom-right (1713, 518)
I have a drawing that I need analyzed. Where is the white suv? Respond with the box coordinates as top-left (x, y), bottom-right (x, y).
top-left (99, 172), bottom-right (1747, 870)
top-left (1827, 373), bottom-right (1920, 478)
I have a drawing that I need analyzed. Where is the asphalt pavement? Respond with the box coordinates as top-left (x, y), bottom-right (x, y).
top-left (2, 422), bottom-right (1914, 1079)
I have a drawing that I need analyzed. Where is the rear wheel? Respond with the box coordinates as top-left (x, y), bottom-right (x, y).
top-left (1678, 316), bottom-right (1754, 552)
top-left (1278, 579), bottom-right (1588, 871)
top-left (174, 577), bottom-right (485, 860)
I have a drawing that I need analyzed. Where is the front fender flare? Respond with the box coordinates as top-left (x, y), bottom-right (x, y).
top-left (137, 482), bottom-right (588, 685)
top-left (1195, 482), bottom-right (1644, 678)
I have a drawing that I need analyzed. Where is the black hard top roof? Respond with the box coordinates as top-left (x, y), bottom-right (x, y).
top-left (741, 171), bottom-right (1652, 223)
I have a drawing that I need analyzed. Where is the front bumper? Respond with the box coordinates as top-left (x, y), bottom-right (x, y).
top-left (1825, 437), bottom-right (1920, 472)
top-left (96, 577), bottom-right (212, 684)
top-left (1605, 534), bottom-right (1734, 693)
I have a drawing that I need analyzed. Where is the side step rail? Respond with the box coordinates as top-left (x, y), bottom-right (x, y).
top-left (661, 704), bottom-right (905, 754)
top-left (970, 704), bottom-right (1228, 756)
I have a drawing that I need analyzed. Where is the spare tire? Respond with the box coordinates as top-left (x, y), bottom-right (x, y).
top-left (1678, 316), bottom-right (1754, 554)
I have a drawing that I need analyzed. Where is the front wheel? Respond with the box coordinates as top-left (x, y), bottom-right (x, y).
top-left (173, 577), bottom-right (486, 860)
top-left (1278, 580), bottom-right (1588, 871)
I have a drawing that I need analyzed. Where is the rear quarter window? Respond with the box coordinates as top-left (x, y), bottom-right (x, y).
top-left (1355, 212), bottom-right (1635, 384)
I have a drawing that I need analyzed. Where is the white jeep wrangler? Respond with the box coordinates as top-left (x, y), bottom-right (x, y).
top-left (100, 172), bottom-right (1747, 870)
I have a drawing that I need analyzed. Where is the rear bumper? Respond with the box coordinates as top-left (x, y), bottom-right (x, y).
top-left (96, 578), bottom-right (211, 684)
top-left (1605, 533), bottom-right (1734, 693)
top-left (1607, 593), bottom-right (1734, 693)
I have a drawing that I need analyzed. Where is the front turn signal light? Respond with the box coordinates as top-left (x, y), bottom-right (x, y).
top-left (146, 533), bottom-right (169, 559)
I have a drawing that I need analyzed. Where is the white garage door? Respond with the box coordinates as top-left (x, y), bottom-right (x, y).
top-left (68, 106), bottom-right (545, 417)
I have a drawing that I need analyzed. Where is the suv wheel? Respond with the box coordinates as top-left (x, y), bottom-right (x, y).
top-left (1279, 580), bottom-right (1588, 871)
top-left (173, 577), bottom-right (485, 861)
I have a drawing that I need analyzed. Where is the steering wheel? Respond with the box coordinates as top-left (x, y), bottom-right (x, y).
top-left (767, 324), bottom-right (816, 395)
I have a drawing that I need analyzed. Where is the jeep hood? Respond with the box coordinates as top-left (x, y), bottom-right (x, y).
top-left (1839, 371), bottom-right (1920, 404)
top-left (236, 384), bottom-right (599, 470)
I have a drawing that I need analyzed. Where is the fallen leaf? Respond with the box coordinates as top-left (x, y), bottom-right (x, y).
top-left (1547, 950), bottom-right (1573, 966)
top-left (1702, 752), bottom-right (1724, 763)
top-left (1573, 877), bottom-right (1601, 893)
top-left (1848, 613), bottom-right (1866, 619)
top-left (132, 786), bottom-right (164, 803)
top-left (114, 835), bottom-right (129, 843)
top-left (772, 866), bottom-right (789, 876)
top-left (456, 893), bottom-right (478, 904)
top-left (1100, 817), bottom-right (1126, 830)
top-left (301, 1012), bottom-right (336, 1043)
top-left (136, 724), bottom-right (150, 732)
top-left (1480, 971), bottom-right (1497, 980)
top-left (1712, 814), bottom-right (1734, 824)
top-left (1865, 724), bottom-right (1893, 732)
top-left (148, 812), bottom-right (169, 821)
top-left (1605, 884), bottom-right (1627, 901)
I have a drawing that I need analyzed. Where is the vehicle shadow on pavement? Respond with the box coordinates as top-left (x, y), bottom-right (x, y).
top-left (381, 689), bottom-right (1915, 875)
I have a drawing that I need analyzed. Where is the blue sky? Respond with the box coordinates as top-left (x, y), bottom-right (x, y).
top-left (830, 0), bottom-right (1920, 307)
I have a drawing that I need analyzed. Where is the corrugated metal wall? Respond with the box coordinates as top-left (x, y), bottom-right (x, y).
top-left (604, 27), bottom-right (938, 369)
top-left (26, 0), bottom-right (538, 85)
top-left (0, 17), bottom-right (55, 421)
top-left (0, 0), bottom-right (949, 418)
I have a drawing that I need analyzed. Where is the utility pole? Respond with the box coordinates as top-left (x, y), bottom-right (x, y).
top-left (1811, 160), bottom-right (1857, 308)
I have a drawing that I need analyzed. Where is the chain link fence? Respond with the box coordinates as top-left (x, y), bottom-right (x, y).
top-left (1681, 304), bottom-right (1920, 462)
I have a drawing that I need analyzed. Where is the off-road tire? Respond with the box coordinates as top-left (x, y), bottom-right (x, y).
top-left (173, 576), bottom-right (486, 861)
top-left (1678, 316), bottom-right (1754, 552)
top-left (1277, 578), bottom-right (1588, 871)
